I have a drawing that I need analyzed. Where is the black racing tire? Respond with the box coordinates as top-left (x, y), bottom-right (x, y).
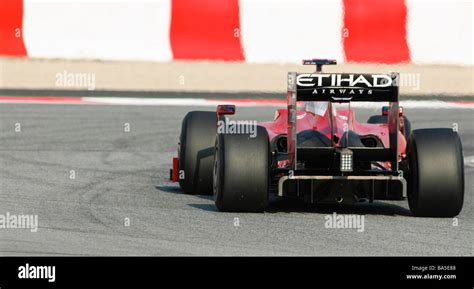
top-left (406, 128), bottom-right (464, 217)
top-left (367, 115), bottom-right (411, 139)
top-left (214, 126), bottom-right (269, 212)
top-left (178, 111), bottom-right (216, 195)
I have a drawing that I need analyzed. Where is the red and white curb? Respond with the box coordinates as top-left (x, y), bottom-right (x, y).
top-left (0, 96), bottom-right (474, 109)
top-left (2, 0), bottom-right (472, 65)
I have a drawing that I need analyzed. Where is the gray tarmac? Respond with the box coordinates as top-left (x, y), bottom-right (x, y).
top-left (0, 103), bottom-right (472, 256)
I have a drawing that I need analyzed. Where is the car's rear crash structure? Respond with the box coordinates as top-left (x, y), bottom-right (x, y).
top-left (171, 59), bottom-right (464, 217)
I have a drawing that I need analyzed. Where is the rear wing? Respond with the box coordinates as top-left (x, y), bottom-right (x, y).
top-left (293, 72), bottom-right (399, 102)
top-left (287, 72), bottom-right (400, 173)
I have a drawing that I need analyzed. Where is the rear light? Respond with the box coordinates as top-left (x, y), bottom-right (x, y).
top-left (340, 149), bottom-right (353, 172)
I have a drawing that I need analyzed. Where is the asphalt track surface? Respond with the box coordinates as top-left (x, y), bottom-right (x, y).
top-left (0, 103), bottom-right (472, 256)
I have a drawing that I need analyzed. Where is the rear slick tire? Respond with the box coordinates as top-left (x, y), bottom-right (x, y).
top-left (406, 128), bottom-right (464, 217)
top-left (178, 111), bottom-right (216, 195)
top-left (214, 126), bottom-right (269, 212)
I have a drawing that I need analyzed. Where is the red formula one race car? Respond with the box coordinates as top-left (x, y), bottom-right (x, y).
top-left (170, 59), bottom-right (464, 217)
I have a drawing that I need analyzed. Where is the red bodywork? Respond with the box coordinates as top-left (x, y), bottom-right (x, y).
top-left (259, 106), bottom-right (407, 169)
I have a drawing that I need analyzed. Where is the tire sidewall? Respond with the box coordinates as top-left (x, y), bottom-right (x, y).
top-left (407, 129), bottom-right (464, 217)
